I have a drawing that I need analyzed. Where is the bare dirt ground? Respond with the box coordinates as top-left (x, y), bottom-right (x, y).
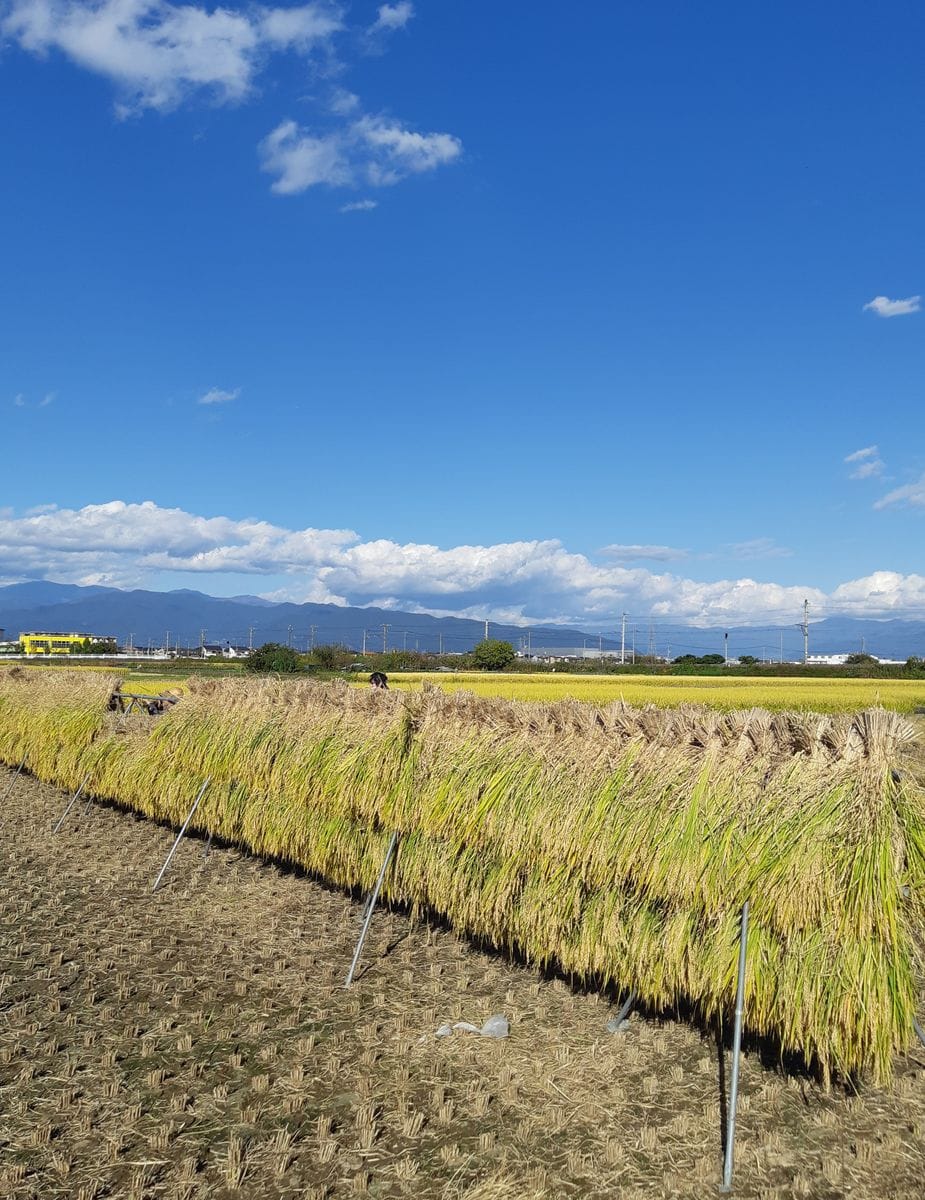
top-left (2, 759), bottom-right (925, 1199)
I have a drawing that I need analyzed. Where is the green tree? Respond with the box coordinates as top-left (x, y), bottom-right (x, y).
top-left (738, 655), bottom-right (758, 666)
top-left (71, 637), bottom-right (118, 655)
top-left (310, 643), bottom-right (353, 671)
top-left (471, 639), bottom-right (516, 671)
top-left (246, 642), bottom-right (303, 673)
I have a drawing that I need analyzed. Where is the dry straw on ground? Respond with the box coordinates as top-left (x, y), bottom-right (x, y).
top-left (1, 668), bottom-right (923, 1086)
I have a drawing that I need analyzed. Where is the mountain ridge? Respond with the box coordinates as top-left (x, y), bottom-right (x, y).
top-left (1, 581), bottom-right (924, 659)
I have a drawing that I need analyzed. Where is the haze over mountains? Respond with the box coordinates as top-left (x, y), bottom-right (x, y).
top-left (1, 582), bottom-right (924, 661)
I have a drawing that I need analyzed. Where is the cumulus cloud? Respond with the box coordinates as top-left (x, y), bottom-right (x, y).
top-left (339, 198), bottom-right (377, 212)
top-left (874, 474), bottom-right (925, 511)
top-left (0, 0), bottom-right (342, 114)
top-left (260, 110), bottom-right (461, 193)
top-left (197, 386), bottom-right (239, 405)
top-left (369, 2), bottom-right (413, 33)
top-left (863, 295), bottom-right (921, 318)
top-left (4, 0), bottom-right (462, 200)
top-left (2, 500), bottom-right (925, 625)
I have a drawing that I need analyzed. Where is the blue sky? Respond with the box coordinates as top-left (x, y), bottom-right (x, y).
top-left (1, 1), bottom-right (924, 628)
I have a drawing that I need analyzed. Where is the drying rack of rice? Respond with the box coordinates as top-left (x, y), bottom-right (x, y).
top-left (1, 667), bottom-right (923, 1085)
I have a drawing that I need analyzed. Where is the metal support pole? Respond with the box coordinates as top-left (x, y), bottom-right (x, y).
top-left (202, 830), bottom-right (214, 858)
top-left (913, 1016), bottom-right (925, 1048)
top-left (721, 900), bottom-right (750, 1193)
top-left (606, 989), bottom-right (637, 1033)
top-left (345, 831), bottom-right (399, 988)
top-left (151, 778), bottom-right (211, 893)
top-left (52, 773), bottom-right (90, 833)
top-left (2, 756), bottom-right (27, 804)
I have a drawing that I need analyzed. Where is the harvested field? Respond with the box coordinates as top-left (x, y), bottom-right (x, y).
top-left (2, 766), bottom-right (925, 1200)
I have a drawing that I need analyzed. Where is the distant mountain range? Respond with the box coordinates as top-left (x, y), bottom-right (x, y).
top-left (1, 580), bottom-right (924, 660)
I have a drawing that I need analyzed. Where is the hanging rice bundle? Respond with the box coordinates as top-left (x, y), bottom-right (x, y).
top-left (0, 667), bottom-right (922, 1084)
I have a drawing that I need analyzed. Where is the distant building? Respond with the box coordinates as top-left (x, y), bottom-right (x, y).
top-left (201, 642), bottom-right (250, 659)
top-left (806, 654), bottom-right (850, 666)
top-left (520, 647), bottom-right (620, 662)
top-left (20, 631), bottom-right (112, 655)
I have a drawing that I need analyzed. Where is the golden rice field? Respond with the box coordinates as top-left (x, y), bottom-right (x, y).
top-left (370, 671), bottom-right (925, 713)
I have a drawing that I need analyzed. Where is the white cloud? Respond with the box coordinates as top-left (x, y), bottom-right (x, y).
top-left (874, 474), bottom-right (925, 511)
top-left (354, 114), bottom-right (462, 175)
top-left (600, 544), bottom-right (689, 562)
top-left (844, 445), bottom-right (885, 480)
top-left (3, 500), bottom-right (925, 624)
top-left (1, 0), bottom-right (343, 114)
top-left (369, 2), bottom-right (413, 33)
top-left (259, 120), bottom-right (350, 192)
top-left (863, 295), bottom-right (921, 318)
top-left (197, 386), bottom-right (240, 405)
top-left (328, 87), bottom-right (360, 115)
top-left (340, 198), bottom-right (377, 212)
top-left (851, 459), bottom-right (884, 480)
top-left (10, 390), bottom-right (54, 408)
top-left (719, 538), bottom-right (791, 560)
top-left (260, 111), bottom-right (461, 194)
top-left (4, 0), bottom-right (462, 199)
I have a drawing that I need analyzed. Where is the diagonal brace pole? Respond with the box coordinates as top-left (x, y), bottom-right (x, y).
top-left (606, 989), bottom-right (637, 1033)
top-left (2, 756), bottom-right (28, 805)
top-left (720, 899), bottom-right (750, 1193)
top-left (53, 773), bottom-right (91, 833)
top-left (151, 778), bottom-right (211, 893)
top-left (345, 830), bottom-right (399, 988)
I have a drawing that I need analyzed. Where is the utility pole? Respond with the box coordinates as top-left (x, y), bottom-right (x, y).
top-left (599, 632), bottom-right (603, 659)
top-left (724, 631), bottom-right (729, 666)
top-left (381, 624), bottom-right (390, 653)
top-left (309, 625), bottom-right (317, 651)
top-left (621, 612), bottom-right (627, 665)
top-left (526, 630), bottom-right (531, 656)
top-left (362, 629), bottom-right (368, 655)
top-left (438, 633), bottom-right (443, 655)
top-left (248, 626), bottom-right (255, 651)
top-left (199, 629), bottom-right (207, 657)
top-left (165, 631), bottom-right (170, 655)
top-left (484, 619), bottom-right (489, 641)
top-left (647, 622), bottom-right (656, 658)
top-left (403, 631), bottom-right (408, 651)
top-left (780, 632), bottom-right (783, 663)
top-left (287, 624), bottom-right (293, 648)
top-left (798, 598), bottom-right (810, 665)
top-left (632, 625), bottom-right (637, 664)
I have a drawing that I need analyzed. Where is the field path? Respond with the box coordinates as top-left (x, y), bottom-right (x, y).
top-left (1, 768), bottom-right (924, 1199)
